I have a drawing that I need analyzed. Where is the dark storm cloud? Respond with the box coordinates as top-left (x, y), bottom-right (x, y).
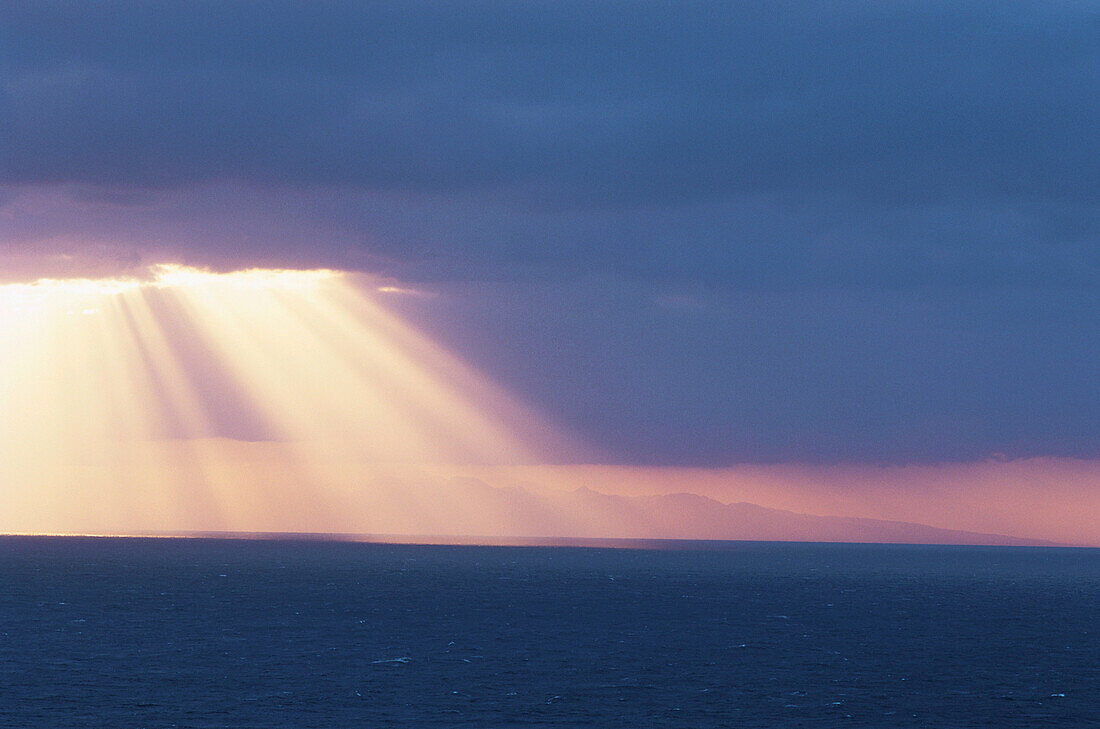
top-left (2, 0), bottom-right (1097, 288)
top-left (2, 1), bottom-right (1097, 202)
top-left (1, 1), bottom-right (1097, 463)
top-left (394, 279), bottom-right (1098, 464)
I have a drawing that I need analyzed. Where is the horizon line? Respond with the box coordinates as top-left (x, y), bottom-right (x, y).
top-left (0, 531), bottom-right (1088, 551)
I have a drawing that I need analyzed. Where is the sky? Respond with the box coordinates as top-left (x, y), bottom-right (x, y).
top-left (0, 2), bottom-right (1097, 541)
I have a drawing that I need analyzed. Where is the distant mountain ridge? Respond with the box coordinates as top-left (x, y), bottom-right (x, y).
top-left (46, 475), bottom-right (1063, 547)
top-left (414, 478), bottom-right (1060, 547)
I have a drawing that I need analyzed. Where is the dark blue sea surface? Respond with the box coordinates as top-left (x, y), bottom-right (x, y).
top-left (0, 537), bottom-right (1096, 728)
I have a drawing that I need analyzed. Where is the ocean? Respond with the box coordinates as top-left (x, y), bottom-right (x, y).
top-left (0, 537), bottom-right (1096, 728)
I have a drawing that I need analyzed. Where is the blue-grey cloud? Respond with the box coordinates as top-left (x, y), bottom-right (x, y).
top-left (375, 277), bottom-right (1095, 465)
top-left (1, 1), bottom-right (1097, 463)
top-left (2, 2), bottom-right (1096, 199)
top-left (2, 1), bottom-right (1097, 288)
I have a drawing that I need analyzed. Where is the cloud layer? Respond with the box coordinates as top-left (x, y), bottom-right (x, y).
top-left (3, 1), bottom-right (1097, 285)
top-left (1, 1), bottom-right (1097, 463)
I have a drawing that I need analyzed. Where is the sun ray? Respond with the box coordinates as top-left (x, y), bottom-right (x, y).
top-left (0, 265), bottom-right (580, 536)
